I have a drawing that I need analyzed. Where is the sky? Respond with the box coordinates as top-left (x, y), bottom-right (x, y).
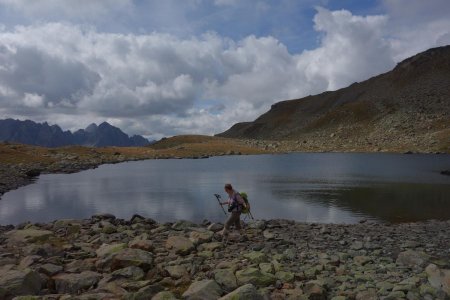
top-left (0, 0), bottom-right (449, 139)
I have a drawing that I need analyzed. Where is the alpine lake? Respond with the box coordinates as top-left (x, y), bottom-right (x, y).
top-left (1, 153), bottom-right (449, 225)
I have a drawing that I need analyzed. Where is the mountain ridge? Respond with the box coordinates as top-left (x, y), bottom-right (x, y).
top-left (217, 45), bottom-right (450, 153)
top-left (0, 119), bottom-right (151, 147)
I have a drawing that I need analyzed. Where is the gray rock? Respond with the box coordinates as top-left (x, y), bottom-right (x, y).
top-left (38, 263), bottom-right (63, 276)
top-left (112, 266), bottom-right (145, 280)
top-left (189, 230), bottom-right (214, 245)
top-left (53, 271), bottom-right (102, 294)
top-left (182, 279), bottom-right (222, 299)
top-left (236, 267), bottom-right (276, 287)
top-left (425, 264), bottom-right (450, 296)
top-left (0, 268), bottom-right (42, 298)
top-left (219, 283), bottom-right (263, 300)
top-left (166, 236), bottom-right (195, 256)
top-left (243, 251), bottom-right (268, 264)
top-left (214, 268), bottom-right (238, 292)
top-left (6, 229), bottom-right (53, 243)
top-left (110, 248), bottom-right (154, 271)
top-left (207, 223), bottom-right (224, 232)
top-left (248, 220), bottom-right (266, 230)
top-left (152, 291), bottom-right (178, 300)
top-left (165, 265), bottom-right (188, 279)
top-left (396, 250), bottom-right (430, 268)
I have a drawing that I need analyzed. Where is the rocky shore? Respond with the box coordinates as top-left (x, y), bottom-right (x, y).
top-left (1, 216), bottom-right (449, 300)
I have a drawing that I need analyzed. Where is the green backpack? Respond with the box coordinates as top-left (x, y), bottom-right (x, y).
top-left (239, 192), bottom-right (251, 214)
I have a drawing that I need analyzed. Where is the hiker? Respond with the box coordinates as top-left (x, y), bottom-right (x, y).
top-left (220, 183), bottom-right (246, 236)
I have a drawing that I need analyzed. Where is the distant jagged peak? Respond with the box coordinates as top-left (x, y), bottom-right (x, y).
top-left (85, 123), bottom-right (98, 133)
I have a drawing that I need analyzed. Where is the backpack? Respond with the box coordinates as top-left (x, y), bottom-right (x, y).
top-left (239, 192), bottom-right (251, 214)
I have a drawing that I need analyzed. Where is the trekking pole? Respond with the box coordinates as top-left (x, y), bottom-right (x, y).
top-left (214, 194), bottom-right (227, 216)
top-left (249, 210), bottom-right (255, 220)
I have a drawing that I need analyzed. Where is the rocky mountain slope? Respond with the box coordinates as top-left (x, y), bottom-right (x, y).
top-left (0, 119), bottom-right (151, 147)
top-left (217, 46), bottom-right (450, 153)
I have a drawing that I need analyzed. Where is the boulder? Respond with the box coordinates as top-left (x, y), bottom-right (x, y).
top-left (96, 243), bottom-right (127, 258)
top-left (0, 269), bottom-right (42, 298)
top-left (110, 248), bottom-right (154, 271)
top-left (165, 265), bottom-right (188, 279)
top-left (303, 281), bottom-right (327, 300)
top-left (126, 283), bottom-right (164, 300)
top-left (236, 267), bottom-right (277, 287)
top-left (219, 283), bottom-right (263, 300)
top-left (214, 268), bottom-right (238, 292)
top-left (129, 239), bottom-right (154, 252)
top-left (189, 230), bottom-right (214, 245)
top-left (275, 271), bottom-right (294, 283)
top-left (152, 291), bottom-right (178, 300)
top-left (207, 223), bottom-right (223, 232)
top-left (166, 236), bottom-right (195, 255)
top-left (243, 251), bottom-right (268, 264)
top-left (425, 264), bottom-right (450, 296)
top-left (53, 271), bottom-right (102, 294)
top-left (38, 263), bottom-right (63, 276)
top-left (182, 279), bottom-right (222, 299)
top-left (396, 250), bottom-right (430, 268)
top-left (172, 220), bottom-right (197, 231)
top-left (247, 220), bottom-right (266, 230)
top-left (6, 229), bottom-right (53, 243)
top-left (111, 266), bottom-right (145, 280)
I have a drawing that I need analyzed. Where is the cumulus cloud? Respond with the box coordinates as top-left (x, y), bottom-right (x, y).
top-left (0, 4), bottom-right (449, 139)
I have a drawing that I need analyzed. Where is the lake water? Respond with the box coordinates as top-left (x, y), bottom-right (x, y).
top-left (1, 153), bottom-right (449, 225)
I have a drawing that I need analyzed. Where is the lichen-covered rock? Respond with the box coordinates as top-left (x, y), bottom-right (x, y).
top-left (6, 229), bottom-right (53, 243)
top-left (219, 283), bottom-right (263, 300)
top-left (182, 279), bottom-right (222, 299)
top-left (111, 266), bottom-right (145, 280)
top-left (425, 264), bottom-right (450, 296)
top-left (396, 250), bottom-right (430, 268)
top-left (110, 248), bottom-right (154, 271)
top-left (53, 271), bottom-right (102, 294)
top-left (189, 230), bottom-right (213, 245)
top-left (152, 291), bottom-right (178, 300)
top-left (243, 251), bottom-right (268, 264)
top-left (166, 236), bottom-right (195, 255)
top-left (214, 268), bottom-right (238, 292)
top-left (165, 265), bottom-right (188, 279)
top-left (0, 268), bottom-right (42, 299)
top-left (129, 239), bottom-right (154, 252)
top-left (236, 267), bottom-right (276, 287)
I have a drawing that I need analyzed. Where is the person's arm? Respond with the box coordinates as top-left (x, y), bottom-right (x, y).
top-left (221, 200), bottom-right (230, 206)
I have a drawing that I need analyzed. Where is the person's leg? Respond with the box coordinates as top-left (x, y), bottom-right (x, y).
top-left (221, 212), bottom-right (237, 236)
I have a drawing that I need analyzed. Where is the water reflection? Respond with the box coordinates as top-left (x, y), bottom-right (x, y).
top-left (1, 153), bottom-right (449, 225)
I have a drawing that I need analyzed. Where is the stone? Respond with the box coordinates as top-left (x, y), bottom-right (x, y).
top-left (96, 243), bottom-right (127, 258)
top-left (165, 265), bottom-right (188, 279)
top-left (350, 241), bottom-right (364, 250)
top-left (236, 267), bottom-right (277, 287)
top-left (182, 279), bottom-right (222, 299)
top-left (198, 242), bottom-right (222, 252)
top-left (303, 281), bottom-right (326, 300)
top-left (189, 230), bottom-right (214, 245)
top-left (111, 266), bottom-right (145, 280)
top-left (259, 263), bottom-right (274, 274)
top-left (127, 283), bottom-right (164, 300)
top-left (396, 250), bottom-right (430, 268)
top-left (172, 220), bottom-right (197, 231)
top-left (6, 229), bottom-right (53, 243)
top-left (214, 268), bottom-right (238, 292)
top-left (275, 271), bottom-right (294, 283)
top-left (353, 256), bottom-right (372, 266)
top-left (166, 236), bottom-right (195, 255)
top-left (38, 263), bottom-right (63, 276)
top-left (248, 220), bottom-right (266, 230)
top-left (53, 271), bottom-right (102, 294)
top-left (0, 269), bottom-right (42, 298)
top-left (152, 291), bottom-right (178, 300)
top-left (110, 248), bottom-right (154, 271)
top-left (243, 251), bottom-right (268, 264)
top-left (425, 264), bottom-right (450, 296)
top-left (263, 230), bottom-right (275, 240)
top-left (129, 239), bottom-right (154, 252)
top-left (219, 283), bottom-right (263, 300)
top-left (207, 223), bottom-right (224, 232)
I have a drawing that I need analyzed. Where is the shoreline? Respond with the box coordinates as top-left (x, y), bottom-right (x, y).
top-left (1, 141), bottom-right (449, 200)
top-left (0, 216), bottom-right (449, 299)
